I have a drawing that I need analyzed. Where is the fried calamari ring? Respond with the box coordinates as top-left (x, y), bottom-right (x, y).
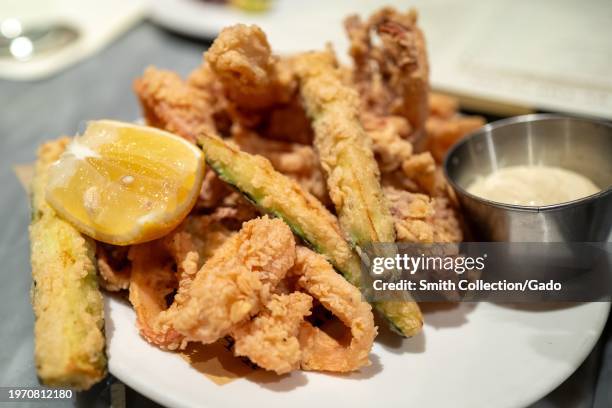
top-left (231, 292), bottom-right (313, 374)
top-left (158, 216), bottom-right (296, 344)
top-left (128, 241), bottom-right (186, 350)
top-left (128, 214), bottom-right (235, 350)
top-left (96, 243), bottom-right (130, 292)
top-left (290, 247), bottom-right (377, 372)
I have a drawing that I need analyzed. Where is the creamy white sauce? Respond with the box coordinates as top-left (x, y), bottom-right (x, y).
top-left (466, 165), bottom-right (600, 206)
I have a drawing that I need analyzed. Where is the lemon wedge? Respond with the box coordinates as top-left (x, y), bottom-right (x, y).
top-left (46, 120), bottom-right (205, 245)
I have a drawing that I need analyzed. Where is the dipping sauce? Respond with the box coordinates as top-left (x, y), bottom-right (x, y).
top-left (466, 165), bottom-right (600, 206)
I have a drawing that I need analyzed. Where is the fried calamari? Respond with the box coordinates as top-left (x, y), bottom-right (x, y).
top-left (126, 5), bottom-right (481, 375)
top-left (232, 292), bottom-right (313, 374)
top-left (346, 7), bottom-right (429, 139)
top-left (96, 243), bottom-right (130, 291)
top-left (292, 247), bottom-right (376, 372)
top-left (231, 126), bottom-right (329, 204)
top-left (128, 240), bottom-right (186, 350)
top-left (385, 186), bottom-right (462, 243)
top-left (158, 216), bottom-right (296, 344)
top-left (426, 115), bottom-right (485, 163)
top-left (205, 24), bottom-right (294, 112)
top-left (128, 213), bottom-right (236, 350)
top-left (133, 67), bottom-right (216, 143)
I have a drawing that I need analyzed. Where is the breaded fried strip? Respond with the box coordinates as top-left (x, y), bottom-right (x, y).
top-left (294, 51), bottom-right (423, 337)
top-left (29, 138), bottom-right (106, 390)
top-left (232, 292), bottom-right (313, 374)
top-left (133, 67), bottom-right (216, 143)
top-left (294, 50), bottom-right (396, 247)
top-left (158, 216), bottom-right (296, 344)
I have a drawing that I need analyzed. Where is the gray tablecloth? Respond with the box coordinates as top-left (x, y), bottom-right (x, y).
top-left (0, 22), bottom-right (609, 408)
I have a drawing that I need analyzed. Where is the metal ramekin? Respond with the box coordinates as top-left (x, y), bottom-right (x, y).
top-left (444, 114), bottom-right (612, 242)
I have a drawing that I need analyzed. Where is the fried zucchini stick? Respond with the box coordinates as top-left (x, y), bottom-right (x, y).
top-left (294, 50), bottom-right (395, 247)
top-left (294, 51), bottom-right (422, 336)
top-left (29, 138), bottom-right (106, 389)
top-left (199, 134), bottom-right (422, 336)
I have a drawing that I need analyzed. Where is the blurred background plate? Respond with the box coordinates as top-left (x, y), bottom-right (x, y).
top-left (150, 0), bottom-right (612, 119)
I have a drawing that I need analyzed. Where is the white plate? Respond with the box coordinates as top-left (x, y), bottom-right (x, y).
top-left (106, 297), bottom-right (609, 408)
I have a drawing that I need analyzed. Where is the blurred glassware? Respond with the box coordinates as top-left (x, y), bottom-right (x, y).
top-left (229, 0), bottom-right (273, 13)
top-left (0, 0), bottom-right (146, 81)
top-left (0, 18), bottom-right (79, 61)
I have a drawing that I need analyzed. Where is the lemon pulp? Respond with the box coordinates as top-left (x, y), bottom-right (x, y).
top-left (46, 120), bottom-right (205, 245)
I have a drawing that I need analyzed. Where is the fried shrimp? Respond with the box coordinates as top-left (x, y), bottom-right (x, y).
top-left (158, 216), bottom-right (296, 344)
top-left (232, 292), bottom-right (313, 374)
top-left (133, 67), bottom-right (216, 143)
top-left (345, 7), bottom-right (429, 139)
top-left (289, 247), bottom-right (376, 372)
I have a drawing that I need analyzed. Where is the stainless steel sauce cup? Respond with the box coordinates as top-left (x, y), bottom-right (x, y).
top-left (444, 114), bottom-right (612, 242)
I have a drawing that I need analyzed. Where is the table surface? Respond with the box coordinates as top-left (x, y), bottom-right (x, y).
top-left (0, 22), bottom-right (610, 408)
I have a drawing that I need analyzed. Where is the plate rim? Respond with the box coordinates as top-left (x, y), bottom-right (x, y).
top-left (107, 300), bottom-right (610, 408)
